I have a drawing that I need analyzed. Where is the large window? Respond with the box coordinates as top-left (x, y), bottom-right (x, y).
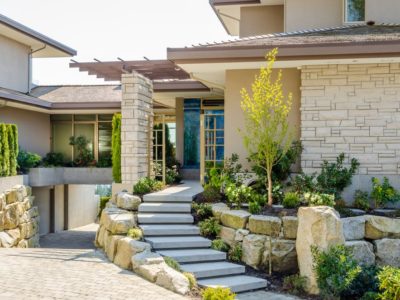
top-left (345, 0), bottom-right (365, 23)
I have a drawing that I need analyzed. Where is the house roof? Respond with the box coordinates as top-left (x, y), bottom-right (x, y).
top-left (0, 13), bottom-right (76, 57)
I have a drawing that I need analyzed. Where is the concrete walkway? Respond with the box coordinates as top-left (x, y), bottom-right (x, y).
top-left (0, 224), bottom-right (185, 300)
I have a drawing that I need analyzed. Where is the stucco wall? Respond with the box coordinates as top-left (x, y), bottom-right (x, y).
top-left (54, 185), bottom-right (64, 233)
top-left (33, 187), bottom-right (50, 235)
top-left (0, 107), bottom-right (50, 156)
top-left (68, 185), bottom-right (98, 229)
top-left (366, 0), bottom-right (400, 24)
top-left (285, 0), bottom-right (342, 32)
top-left (175, 98), bottom-right (184, 164)
top-left (301, 63), bottom-right (400, 201)
top-left (240, 5), bottom-right (284, 37)
top-left (0, 35), bottom-right (30, 93)
top-left (225, 68), bottom-right (301, 170)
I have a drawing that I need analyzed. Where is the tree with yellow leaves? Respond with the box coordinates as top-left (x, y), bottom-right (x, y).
top-left (240, 48), bottom-right (294, 206)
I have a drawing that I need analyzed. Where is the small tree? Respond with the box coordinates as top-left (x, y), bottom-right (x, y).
top-left (240, 48), bottom-right (294, 206)
top-left (112, 113), bottom-right (122, 183)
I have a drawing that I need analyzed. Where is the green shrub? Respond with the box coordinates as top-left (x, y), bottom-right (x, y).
top-left (69, 135), bottom-right (95, 167)
top-left (304, 192), bottom-right (335, 207)
top-left (96, 156), bottom-right (112, 168)
top-left (112, 113), bottom-right (122, 183)
top-left (312, 245), bottom-right (361, 299)
top-left (183, 272), bottom-right (197, 290)
top-left (133, 177), bottom-right (164, 195)
top-left (341, 265), bottom-right (380, 299)
top-left (199, 217), bottom-right (221, 239)
top-left (192, 203), bottom-right (213, 221)
top-left (17, 150), bottom-right (41, 174)
top-left (283, 192), bottom-right (301, 209)
top-left (8, 124), bottom-right (18, 176)
top-left (377, 266), bottom-right (400, 300)
top-left (202, 287), bottom-right (236, 300)
top-left (354, 190), bottom-right (370, 211)
top-left (228, 243), bottom-right (242, 262)
top-left (0, 124), bottom-right (10, 176)
top-left (283, 274), bottom-right (307, 295)
top-left (360, 291), bottom-right (379, 300)
top-left (164, 257), bottom-right (182, 272)
top-left (291, 173), bottom-right (316, 194)
top-left (249, 201), bottom-right (261, 214)
top-left (98, 196), bottom-right (111, 218)
top-left (225, 183), bottom-right (259, 208)
top-left (211, 239), bottom-right (230, 252)
top-left (371, 177), bottom-right (400, 208)
top-left (202, 184), bottom-right (222, 203)
top-left (127, 228), bottom-right (143, 240)
top-left (42, 152), bottom-right (64, 167)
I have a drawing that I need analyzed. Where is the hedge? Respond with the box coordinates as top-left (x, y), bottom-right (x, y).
top-left (112, 113), bottom-right (122, 183)
top-left (0, 123), bottom-right (19, 177)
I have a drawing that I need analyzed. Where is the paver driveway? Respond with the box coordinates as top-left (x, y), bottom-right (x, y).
top-left (0, 224), bottom-right (185, 300)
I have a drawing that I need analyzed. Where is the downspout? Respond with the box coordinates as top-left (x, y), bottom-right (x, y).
top-left (28, 44), bottom-right (47, 94)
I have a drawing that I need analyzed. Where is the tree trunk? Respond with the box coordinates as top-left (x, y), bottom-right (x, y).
top-left (267, 171), bottom-right (273, 206)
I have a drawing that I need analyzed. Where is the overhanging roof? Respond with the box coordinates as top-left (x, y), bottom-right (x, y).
top-left (0, 14), bottom-right (76, 57)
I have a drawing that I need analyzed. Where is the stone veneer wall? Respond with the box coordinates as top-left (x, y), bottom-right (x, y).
top-left (121, 72), bottom-right (153, 185)
top-left (301, 63), bottom-right (400, 199)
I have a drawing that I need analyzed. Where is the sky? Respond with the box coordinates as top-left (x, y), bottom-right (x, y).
top-left (0, 0), bottom-right (231, 85)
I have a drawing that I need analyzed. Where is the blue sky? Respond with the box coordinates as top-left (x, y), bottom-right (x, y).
top-left (1, 0), bottom-right (230, 85)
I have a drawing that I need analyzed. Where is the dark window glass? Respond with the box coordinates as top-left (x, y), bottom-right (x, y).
top-left (346, 0), bottom-right (365, 22)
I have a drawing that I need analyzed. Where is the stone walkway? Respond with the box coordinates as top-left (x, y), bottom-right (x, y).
top-left (0, 224), bottom-right (185, 300)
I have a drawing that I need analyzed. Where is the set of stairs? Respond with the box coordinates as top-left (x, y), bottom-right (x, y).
top-left (138, 182), bottom-right (268, 293)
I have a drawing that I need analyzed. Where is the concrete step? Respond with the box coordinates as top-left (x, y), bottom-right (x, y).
top-left (145, 236), bottom-right (211, 249)
top-left (157, 249), bottom-right (227, 263)
top-left (138, 213), bottom-right (194, 224)
top-left (181, 262), bottom-right (245, 279)
top-left (198, 275), bottom-right (268, 293)
top-left (140, 225), bottom-right (200, 236)
top-left (143, 194), bottom-right (193, 203)
top-left (139, 203), bottom-right (191, 213)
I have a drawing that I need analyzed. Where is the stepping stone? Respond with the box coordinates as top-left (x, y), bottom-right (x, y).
top-left (140, 225), bottom-right (200, 236)
top-left (138, 213), bottom-right (194, 224)
top-left (181, 262), bottom-right (245, 279)
top-left (157, 249), bottom-right (227, 263)
top-left (198, 275), bottom-right (268, 293)
top-left (145, 236), bottom-right (211, 249)
top-left (139, 203), bottom-right (191, 213)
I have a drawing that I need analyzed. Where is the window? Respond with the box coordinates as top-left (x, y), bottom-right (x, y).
top-left (345, 0), bottom-right (365, 23)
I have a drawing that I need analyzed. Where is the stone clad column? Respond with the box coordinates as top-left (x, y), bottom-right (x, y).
top-left (121, 72), bottom-right (153, 185)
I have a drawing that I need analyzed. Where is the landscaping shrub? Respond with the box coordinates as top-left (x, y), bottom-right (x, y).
top-left (360, 291), bottom-right (379, 300)
top-left (133, 177), bottom-right (164, 195)
top-left (377, 266), bottom-right (400, 300)
top-left (98, 196), bottom-right (110, 218)
top-left (225, 183), bottom-right (263, 208)
top-left (202, 184), bottom-right (222, 203)
top-left (0, 124), bottom-right (10, 176)
top-left (228, 244), bottom-right (242, 262)
top-left (371, 177), bottom-right (400, 208)
top-left (192, 203), bottom-right (213, 221)
top-left (69, 135), bottom-right (95, 167)
top-left (354, 190), bottom-right (370, 211)
top-left (8, 124), bottom-right (18, 176)
top-left (202, 287), bottom-right (235, 300)
top-left (304, 192), bottom-right (335, 207)
top-left (283, 274), bottom-right (307, 295)
top-left (341, 265), bottom-right (380, 299)
top-left (249, 201), bottom-right (262, 214)
top-left (211, 239), bottom-right (230, 252)
top-left (42, 152), bottom-right (64, 167)
top-left (291, 173), bottom-right (316, 194)
top-left (199, 217), bottom-right (221, 239)
top-left (206, 153), bottom-right (245, 190)
top-left (183, 272), bottom-right (197, 290)
top-left (283, 192), bottom-right (301, 209)
top-left (312, 245), bottom-right (361, 299)
top-left (96, 156), bottom-right (112, 168)
top-left (164, 257), bottom-right (182, 272)
top-left (17, 150), bottom-right (41, 174)
top-left (112, 113), bottom-right (122, 183)
top-left (127, 228), bottom-right (143, 240)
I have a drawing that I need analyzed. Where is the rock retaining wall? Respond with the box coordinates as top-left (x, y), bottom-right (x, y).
top-left (0, 185), bottom-right (40, 248)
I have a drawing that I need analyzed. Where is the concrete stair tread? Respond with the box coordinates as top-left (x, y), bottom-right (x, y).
top-left (138, 213), bottom-right (194, 224)
top-left (143, 195), bottom-right (193, 203)
top-left (157, 249), bottom-right (226, 263)
top-left (140, 224), bottom-right (200, 236)
top-left (181, 262), bottom-right (245, 278)
top-left (139, 203), bottom-right (191, 213)
top-left (145, 236), bottom-right (211, 249)
top-left (197, 275), bottom-right (268, 293)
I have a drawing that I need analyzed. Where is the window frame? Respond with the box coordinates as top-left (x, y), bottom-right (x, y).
top-left (344, 0), bottom-right (366, 24)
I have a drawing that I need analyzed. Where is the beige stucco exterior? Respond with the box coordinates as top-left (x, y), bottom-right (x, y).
top-left (225, 68), bottom-right (301, 170)
top-left (365, 0), bottom-right (400, 24)
top-left (0, 35), bottom-right (30, 93)
top-left (0, 107), bottom-right (50, 156)
top-left (240, 5), bottom-right (284, 38)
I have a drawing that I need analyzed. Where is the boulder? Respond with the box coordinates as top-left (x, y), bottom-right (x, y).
top-left (156, 265), bottom-right (190, 295)
top-left (342, 216), bottom-right (365, 241)
top-left (18, 234), bottom-right (40, 248)
top-left (365, 215), bottom-right (400, 240)
top-left (116, 193), bottom-right (141, 211)
top-left (20, 218), bottom-right (39, 239)
top-left (235, 229), bottom-right (249, 243)
top-left (4, 189), bottom-right (18, 204)
top-left (22, 196), bottom-right (34, 211)
top-left (3, 203), bottom-right (23, 229)
top-left (136, 262), bottom-right (167, 283)
top-left (105, 235), bottom-right (125, 262)
top-left (248, 215), bottom-right (281, 236)
top-left (0, 231), bottom-right (15, 248)
top-left (262, 239), bottom-right (298, 273)
top-left (131, 251), bottom-right (165, 270)
top-left (5, 228), bottom-right (20, 244)
top-left (345, 241), bottom-right (375, 266)
top-left (211, 203), bottom-right (230, 221)
top-left (220, 210), bottom-right (251, 229)
top-left (20, 207), bottom-right (39, 224)
top-left (100, 207), bottom-right (136, 235)
top-left (374, 238), bottom-right (400, 267)
top-left (282, 216), bottom-right (298, 240)
top-left (113, 237), bottom-right (151, 269)
top-left (296, 206), bottom-right (345, 295)
top-left (13, 185), bottom-right (27, 201)
top-left (219, 226), bottom-right (236, 246)
top-left (96, 225), bottom-right (106, 248)
top-left (242, 234), bottom-right (266, 269)
top-left (0, 193), bottom-right (5, 211)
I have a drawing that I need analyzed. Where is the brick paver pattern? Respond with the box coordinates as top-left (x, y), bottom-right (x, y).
top-left (0, 224), bottom-right (185, 300)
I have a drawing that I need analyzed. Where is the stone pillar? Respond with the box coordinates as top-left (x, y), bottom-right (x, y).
top-left (121, 72), bottom-right (153, 185)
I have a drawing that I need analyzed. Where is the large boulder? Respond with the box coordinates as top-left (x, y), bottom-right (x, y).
top-left (342, 216), bottom-right (365, 241)
top-left (19, 218), bottom-right (39, 239)
top-left (4, 189), bottom-right (18, 205)
top-left (211, 203), bottom-right (230, 221)
top-left (136, 262), bottom-right (167, 283)
top-left (0, 231), bottom-right (16, 247)
top-left (282, 216), bottom-right (298, 240)
top-left (20, 207), bottom-right (39, 224)
top-left (100, 207), bottom-right (136, 235)
top-left (17, 234), bottom-right (40, 248)
top-left (116, 193), bottom-right (141, 211)
top-left (242, 234), bottom-right (266, 269)
top-left (262, 239), bottom-right (298, 273)
top-left (374, 238), bottom-right (400, 267)
top-left (365, 215), bottom-right (400, 240)
top-left (131, 251), bottom-right (165, 270)
top-left (345, 241), bottom-right (375, 266)
top-left (235, 229), bottom-right (249, 243)
top-left (219, 226), bottom-right (236, 246)
top-left (105, 235), bottom-right (125, 262)
top-left (296, 206), bottom-right (345, 295)
top-left (0, 193), bottom-right (5, 211)
top-left (22, 196), bottom-right (34, 211)
top-left (156, 266), bottom-right (190, 295)
top-left (248, 215), bottom-right (281, 236)
top-left (113, 237), bottom-right (151, 269)
top-left (220, 210), bottom-right (250, 229)
top-left (3, 202), bottom-right (23, 229)
top-left (96, 225), bottom-right (106, 248)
